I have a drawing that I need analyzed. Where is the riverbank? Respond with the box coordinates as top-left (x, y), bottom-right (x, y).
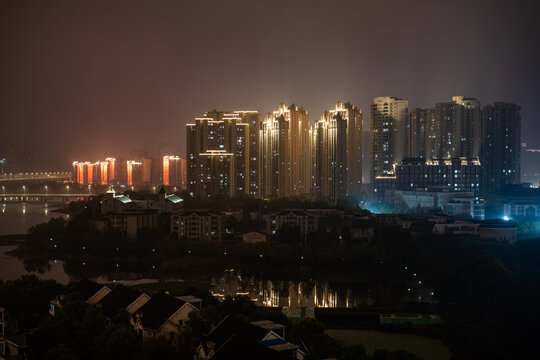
top-left (327, 329), bottom-right (452, 360)
top-left (0, 234), bottom-right (26, 245)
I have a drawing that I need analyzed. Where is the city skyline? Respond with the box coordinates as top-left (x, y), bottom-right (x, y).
top-left (1, 0), bottom-right (539, 170)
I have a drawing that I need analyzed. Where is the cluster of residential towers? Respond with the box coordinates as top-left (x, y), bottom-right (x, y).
top-left (187, 97), bottom-right (521, 202)
top-left (72, 156), bottom-right (187, 188)
top-left (187, 102), bottom-right (363, 201)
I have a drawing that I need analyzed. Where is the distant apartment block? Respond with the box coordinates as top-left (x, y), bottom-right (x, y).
top-left (187, 110), bottom-right (261, 197)
top-left (261, 104), bottom-right (311, 198)
top-left (370, 97), bottom-right (408, 184)
top-left (480, 102), bottom-right (521, 194)
top-left (171, 210), bottom-right (224, 241)
top-left (374, 157), bottom-right (481, 198)
top-left (314, 102), bottom-right (363, 202)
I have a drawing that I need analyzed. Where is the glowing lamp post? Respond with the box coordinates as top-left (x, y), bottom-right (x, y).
top-left (66, 185), bottom-right (70, 194)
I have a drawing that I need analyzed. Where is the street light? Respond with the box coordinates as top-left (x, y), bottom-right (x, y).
top-left (44, 185), bottom-right (48, 195)
top-left (22, 185), bottom-right (26, 195)
top-left (66, 185), bottom-right (70, 194)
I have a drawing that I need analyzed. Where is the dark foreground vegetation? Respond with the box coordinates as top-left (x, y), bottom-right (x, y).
top-left (0, 275), bottom-right (423, 360)
top-left (11, 197), bottom-right (540, 358)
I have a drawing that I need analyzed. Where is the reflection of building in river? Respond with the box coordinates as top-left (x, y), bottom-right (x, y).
top-left (212, 271), bottom-right (371, 308)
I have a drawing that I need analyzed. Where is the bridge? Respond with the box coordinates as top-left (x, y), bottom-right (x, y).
top-left (0, 172), bottom-right (71, 182)
top-left (0, 193), bottom-right (97, 203)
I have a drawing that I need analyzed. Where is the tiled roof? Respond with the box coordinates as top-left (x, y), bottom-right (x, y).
top-left (166, 194), bottom-right (183, 203)
top-left (137, 291), bottom-right (187, 330)
top-left (114, 195), bottom-right (132, 203)
top-left (69, 279), bottom-right (104, 301)
top-left (211, 333), bottom-right (287, 360)
top-left (98, 285), bottom-right (143, 318)
top-left (206, 316), bottom-right (269, 349)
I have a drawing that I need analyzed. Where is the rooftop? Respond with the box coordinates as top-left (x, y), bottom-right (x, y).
top-left (136, 291), bottom-right (187, 330)
top-left (99, 285), bottom-right (144, 318)
top-left (69, 279), bottom-right (106, 301)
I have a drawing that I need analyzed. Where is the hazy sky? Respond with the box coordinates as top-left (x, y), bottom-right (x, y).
top-left (1, 0), bottom-right (539, 169)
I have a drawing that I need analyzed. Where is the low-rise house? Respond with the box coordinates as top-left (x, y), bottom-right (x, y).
top-left (50, 279), bottom-right (112, 316)
top-left (392, 189), bottom-right (485, 220)
top-left (479, 221), bottom-right (518, 242)
top-left (196, 317), bottom-right (305, 360)
top-left (100, 187), bottom-right (183, 215)
top-left (432, 221), bottom-right (479, 236)
top-left (199, 334), bottom-right (288, 360)
top-left (432, 220), bottom-right (518, 242)
top-left (132, 291), bottom-right (199, 341)
top-left (487, 183), bottom-right (540, 220)
top-left (0, 306), bottom-right (27, 360)
top-left (97, 187), bottom-right (183, 238)
top-left (171, 210), bottom-right (224, 241)
top-left (265, 210), bottom-right (319, 236)
top-left (69, 279), bottom-right (112, 304)
top-left (105, 210), bottom-right (158, 238)
top-left (97, 285), bottom-right (150, 319)
top-left (176, 295), bottom-right (203, 310)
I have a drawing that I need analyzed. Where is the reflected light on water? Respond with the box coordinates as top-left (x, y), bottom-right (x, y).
top-left (212, 270), bottom-right (367, 308)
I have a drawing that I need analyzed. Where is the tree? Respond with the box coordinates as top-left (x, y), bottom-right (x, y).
top-left (95, 323), bottom-right (139, 360)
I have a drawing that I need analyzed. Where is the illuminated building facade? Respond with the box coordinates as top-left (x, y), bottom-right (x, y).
top-left (171, 210), bottom-right (224, 241)
top-left (370, 97), bottom-right (408, 185)
top-left (126, 160), bottom-right (143, 186)
top-left (72, 161), bottom-right (86, 184)
top-left (407, 108), bottom-right (431, 159)
top-left (187, 110), bottom-right (261, 197)
top-left (261, 104), bottom-right (311, 198)
top-left (162, 156), bottom-right (180, 186)
top-left (374, 157), bottom-right (482, 199)
top-left (314, 102), bottom-right (363, 202)
top-left (179, 157), bottom-right (187, 189)
top-left (106, 158), bottom-right (116, 183)
top-left (432, 97), bottom-right (481, 159)
top-left (99, 161), bottom-right (108, 185)
top-left (234, 111), bottom-right (262, 196)
top-left (480, 102), bottom-right (521, 193)
top-left (141, 157), bottom-right (153, 184)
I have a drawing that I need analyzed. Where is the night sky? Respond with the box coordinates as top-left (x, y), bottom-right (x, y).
top-left (1, 0), bottom-right (539, 170)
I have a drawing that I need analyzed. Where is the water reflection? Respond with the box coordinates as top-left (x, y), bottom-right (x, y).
top-left (211, 270), bottom-right (373, 308)
top-left (23, 257), bottom-right (52, 274)
top-left (0, 202), bottom-right (67, 236)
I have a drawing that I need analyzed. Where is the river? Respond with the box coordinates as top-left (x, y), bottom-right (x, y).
top-left (0, 203), bottom-right (404, 308)
top-left (0, 202), bottom-right (69, 236)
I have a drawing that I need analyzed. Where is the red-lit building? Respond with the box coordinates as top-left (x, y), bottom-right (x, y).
top-left (126, 160), bottom-right (143, 186)
top-left (162, 156), bottom-right (180, 186)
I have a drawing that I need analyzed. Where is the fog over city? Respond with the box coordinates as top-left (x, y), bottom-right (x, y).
top-left (1, 0), bottom-right (539, 170)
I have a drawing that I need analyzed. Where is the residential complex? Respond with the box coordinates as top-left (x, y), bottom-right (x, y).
top-left (314, 102), bottom-right (363, 202)
top-left (261, 104), bottom-right (312, 198)
top-left (72, 156), bottom-right (187, 188)
top-left (186, 110), bottom-right (262, 197)
top-left (480, 102), bottom-right (521, 194)
top-left (370, 97), bottom-right (409, 184)
top-left (68, 96), bottom-right (523, 216)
